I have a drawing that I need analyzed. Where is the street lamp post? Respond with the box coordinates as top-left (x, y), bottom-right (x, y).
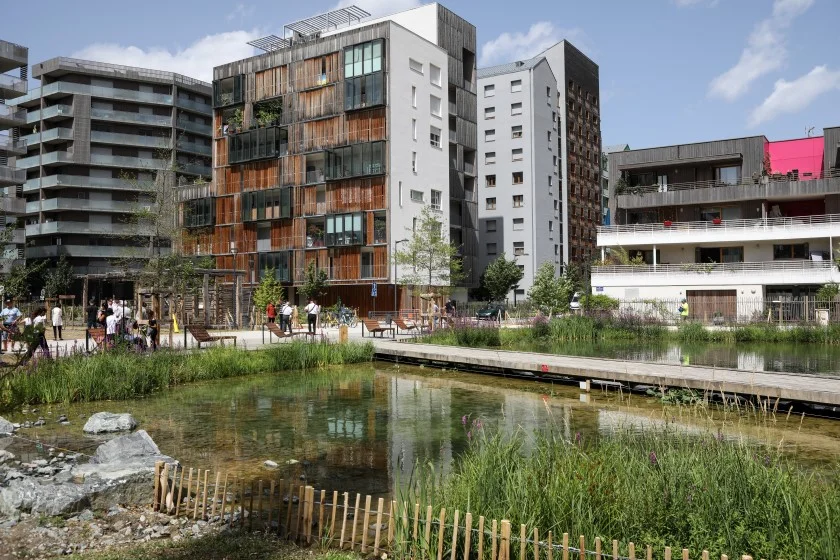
top-left (393, 238), bottom-right (409, 315)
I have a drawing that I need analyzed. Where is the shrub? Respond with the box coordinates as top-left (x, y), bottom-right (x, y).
top-left (676, 322), bottom-right (710, 343)
top-left (531, 314), bottom-right (551, 338)
top-left (580, 293), bottom-right (620, 312)
top-left (453, 326), bottom-right (501, 347)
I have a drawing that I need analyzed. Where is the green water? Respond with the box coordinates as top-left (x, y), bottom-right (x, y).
top-left (4, 363), bottom-right (840, 498)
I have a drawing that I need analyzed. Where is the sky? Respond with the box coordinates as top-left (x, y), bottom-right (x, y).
top-left (4, 0), bottom-right (839, 149)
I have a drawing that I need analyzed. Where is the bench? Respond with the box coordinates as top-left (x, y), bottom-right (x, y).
top-left (86, 327), bottom-right (107, 352)
top-left (394, 317), bottom-right (420, 336)
top-left (362, 318), bottom-right (395, 338)
top-left (265, 322), bottom-right (315, 342)
top-left (186, 325), bottom-right (237, 349)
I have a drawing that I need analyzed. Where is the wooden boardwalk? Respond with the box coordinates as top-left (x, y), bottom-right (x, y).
top-left (372, 341), bottom-right (840, 407)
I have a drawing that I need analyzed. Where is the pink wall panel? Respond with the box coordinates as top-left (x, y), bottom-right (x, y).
top-left (768, 137), bottom-right (824, 179)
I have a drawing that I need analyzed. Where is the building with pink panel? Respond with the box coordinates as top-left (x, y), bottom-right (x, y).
top-left (768, 136), bottom-right (824, 180)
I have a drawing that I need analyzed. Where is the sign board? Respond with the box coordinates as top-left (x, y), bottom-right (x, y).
top-left (371, 282), bottom-right (378, 297)
top-left (596, 286), bottom-right (604, 293)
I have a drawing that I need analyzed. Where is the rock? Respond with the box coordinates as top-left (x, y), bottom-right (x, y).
top-left (0, 450), bottom-right (14, 463)
top-left (33, 419), bottom-right (45, 427)
top-left (22, 421), bottom-right (32, 428)
top-left (33, 459), bottom-right (48, 467)
top-left (77, 509), bottom-right (94, 522)
top-left (285, 459), bottom-right (299, 465)
top-left (83, 412), bottom-right (137, 434)
top-left (263, 460), bottom-right (279, 469)
top-left (57, 415), bottom-right (68, 423)
top-left (0, 416), bottom-right (14, 435)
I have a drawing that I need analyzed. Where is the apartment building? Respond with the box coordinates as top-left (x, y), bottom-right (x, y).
top-left (0, 39), bottom-right (28, 271)
top-left (596, 129), bottom-right (840, 320)
top-left (9, 58), bottom-right (212, 292)
top-left (601, 143), bottom-right (629, 226)
top-left (181, 4), bottom-right (477, 314)
top-left (476, 41), bottom-right (601, 299)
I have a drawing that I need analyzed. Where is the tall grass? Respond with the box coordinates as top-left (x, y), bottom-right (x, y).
top-left (409, 426), bottom-right (840, 560)
top-left (1, 341), bottom-right (374, 410)
top-left (677, 322), bottom-right (840, 344)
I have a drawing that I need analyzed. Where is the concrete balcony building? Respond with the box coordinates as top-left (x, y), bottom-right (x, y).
top-left (8, 57), bottom-right (212, 286)
top-left (596, 129), bottom-right (840, 312)
top-left (0, 39), bottom-right (28, 270)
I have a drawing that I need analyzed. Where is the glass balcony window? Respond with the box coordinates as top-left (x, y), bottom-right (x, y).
top-left (182, 198), bottom-right (215, 228)
top-left (241, 187), bottom-right (291, 222)
top-left (258, 251), bottom-right (292, 281)
top-left (326, 141), bottom-right (385, 180)
top-left (213, 75), bottom-right (243, 108)
top-left (326, 212), bottom-right (364, 247)
top-left (91, 108), bottom-right (170, 127)
top-left (344, 40), bottom-right (384, 79)
top-left (344, 72), bottom-right (385, 111)
top-left (228, 126), bottom-right (288, 164)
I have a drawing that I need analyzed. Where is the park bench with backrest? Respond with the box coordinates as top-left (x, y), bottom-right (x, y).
top-left (186, 325), bottom-right (237, 349)
top-left (394, 317), bottom-right (421, 336)
top-left (362, 318), bottom-right (395, 338)
top-left (265, 322), bottom-right (315, 342)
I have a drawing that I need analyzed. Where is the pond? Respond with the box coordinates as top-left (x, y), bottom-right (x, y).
top-left (4, 363), bottom-right (840, 499)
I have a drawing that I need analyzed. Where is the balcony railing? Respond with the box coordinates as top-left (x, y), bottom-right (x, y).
top-left (23, 174), bottom-right (139, 192)
top-left (592, 260), bottom-right (834, 276)
top-left (176, 140), bottom-right (211, 156)
top-left (0, 136), bottom-right (26, 155)
top-left (20, 128), bottom-right (72, 145)
top-left (90, 153), bottom-right (167, 170)
top-left (618, 168), bottom-right (840, 196)
top-left (16, 151), bottom-right (73, 169)
top-left (91, 130), bottom-right (171, 149)
top-left (0, 73), bottom-right (27, 96)
top-left (36, 81), bottom-right (173, 105)
top-left (27, 104), bottom-right (72, 124)
top-left (179, 162), bottom-right (211, 176)
top-left (598, 213), bottom-right (840, 236)
top-left (175, 96), bottom-right (212, 114)
top-left (177, 119), bottom-right (212, 135)
top-left (305, 169), bottom-right (326, 184)
top-left (26, 221), bottom-right (139, 237)
top-left (26, 198), bottom-right (150, 214)
top-left (26, 244), bottom-right (159, 259)
top-left (91, 107), bottom-right (171, 127)
top-left (0, 104), bottom-right (26, 125)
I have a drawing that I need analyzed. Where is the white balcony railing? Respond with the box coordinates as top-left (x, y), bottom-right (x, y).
top-left (592, 260), bottom-right (834, 276)
top-left (599, 213), bottom-right (840, 236)
top-left (617, 168), bottom-right (840, 196)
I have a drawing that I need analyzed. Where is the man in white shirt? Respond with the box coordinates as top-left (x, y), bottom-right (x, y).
top-left (304, 299), bottom-right (319, 334)
top-left (105, 311), bottom-right (118, 345)
top-left (282, 301), bottom-right (294, 333)
top-left (51, 302), bottom-right (63, 340)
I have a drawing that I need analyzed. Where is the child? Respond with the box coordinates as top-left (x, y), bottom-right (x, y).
top-left (147, 310), bottom-right (159, 351)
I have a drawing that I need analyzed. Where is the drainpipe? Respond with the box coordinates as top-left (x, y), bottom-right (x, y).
top-left (653, 244), bottom-right (658, 271)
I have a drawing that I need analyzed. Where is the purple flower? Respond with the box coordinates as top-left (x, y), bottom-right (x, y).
top-left (467, 431), bottom-right (472, 440)
top-left (649, 451), bottom-right (658, 466)
top-left (764, 455), bottom-right (771, 467)
top-left (462, 415), bottom-right (467, 426)
top-left (574, 432), bottom-right (582, 444)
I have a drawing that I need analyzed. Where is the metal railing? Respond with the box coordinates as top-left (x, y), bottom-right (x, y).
top-left (27, 104), bottom-right (72, 123)
top-left (91, 107), bottom-right (170, 127)
top-left (0, 166), bottom-right (25, 184)
top-left (0, 104), bottom-right (26, 123)
top-left (23, 174), bottom-right (139, 192)
top-left (91, 130), bottom-right (171, 149)
top-left (598, 213), bottom-right (840, 235)
top-left (592, 260), bottom-right (835, 275)
top-left (617, 168), bottom-right (840, 195)
top-left (20, 127), bottom-right (72, 145)
top-left (90, 153), bottom-right (167, 170)
top-left (0, 135), bottom-right (26, 154)
top-left (177, 119), bottom-right (212, 135)
top-left (175, 96), bottom-right (212, 113)
top-left (176, 140), bottom-right (211, 156)
top-left (47, 58), bottom-right (210, 89)
top-left (18, 81), bottom-right (174, 105)
top-left (27, 198), bottom-right (149, 214)
top-left (0, 73), bottom-right (26, 95)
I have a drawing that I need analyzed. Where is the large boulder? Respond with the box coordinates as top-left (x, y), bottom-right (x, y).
top-left (86, 430), bottom-right (170, 468)
top-left (82, 412), bottom-right (137, 434)
top-left (0, 417), bottom-right (14, 435)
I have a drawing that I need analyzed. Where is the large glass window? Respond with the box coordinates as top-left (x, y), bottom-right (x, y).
top-left (258, 251), bottom-right (291, 281)
top-left (182, 198), bottom-right (214, 228)
top-left (241, 188), bottom-right (292, 222)
top-left (345, 40), bottom-right (384, 79)
top-left (213, 75), bottom-right (243, 107)
top-left (228, 127), bottom-right (288, 164)
top-left (716, 166), bottom-right (741, 185)
top-left (326, 212), bottom-right (364, 246)
top-left (773, 243), bottom-right (809, 260)
top-left (326, 141), bottom-right (386, 180)
top-left (344, 72), bottom-right (385, 111)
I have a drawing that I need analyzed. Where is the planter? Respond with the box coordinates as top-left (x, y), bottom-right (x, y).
top-left (712, 218), bottom-right (722, 225)
top-left (663, 220), bottom-right (672, 227)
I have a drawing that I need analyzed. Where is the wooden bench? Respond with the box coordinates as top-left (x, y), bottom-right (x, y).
top-left (187, 325), bottom-right (237, 348)
top-left (86, 327), bottom-right (107, 352)
top-left (394, 317), bottom-right (420, 336)
top-left (265, 322), bottom-right (315, 342)
top-left (362, 318), bottom-right (395, 338)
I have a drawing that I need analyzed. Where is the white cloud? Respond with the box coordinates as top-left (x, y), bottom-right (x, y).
top-left (708, 0), bottom-right (813, 101)
top-left (71, 31), bottom-right (261, 83)
top-left (479, 22), bottom-right (590, 67)
top-left (333, 0), bottom-right (421, 17)
top-left (226, 3), bottom-right (255, 22)
top-left (748, 65), bottom-right (840, 126)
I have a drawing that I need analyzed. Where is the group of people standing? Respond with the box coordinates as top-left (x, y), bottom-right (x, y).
top-left (0, 299), bottom-right (64, 358)
top-left (266, 299), bottom-right (320, 335)
top-left (87, 298), bottom-right (158, 350)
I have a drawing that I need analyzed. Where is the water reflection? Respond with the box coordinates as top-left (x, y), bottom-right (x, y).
top-left (5, 364), bottom-right (840, 499)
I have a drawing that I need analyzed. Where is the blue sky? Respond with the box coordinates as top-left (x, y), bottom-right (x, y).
top-left (5, 0), bottom-right (839, 149)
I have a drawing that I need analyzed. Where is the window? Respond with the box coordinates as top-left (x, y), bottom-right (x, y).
top-left (486, 219), bottom-right (497, 232)
top-left (412, 151), bottom-right (417, 173)
top-left (513, 218), bottom-right (524, 231)
top-left (430, 126), bottom-right (441, 148)
top-left (554, 244), bottom-right (559, 255)
top-left (511, 125), bottom-right (522, 138)
top-left (512, 195), bottom-right (524, 208)
top-left (548, 176), bottom-right (553, 187)
top-left (241, 187), bottom-right (291, 221)
top-left (182, 198), bottom-right (215, 228)
top-left (326, 212), bottom-right (364, 246)
top-left (512, 148), bottom-right (523, 161)
top-left (484, 106), bottom-right (495, 119)
top-left (228, 126), bottom-right (288, 164)
top-left (510, 79), bottom-right (522, 92)
top-left (486, 197), bottom-right (497, 210)
top-left (258, 251), bottom-right (292, 281)
top-left (546, 86), bottom-right (551, 98)
top-left (485, 151), bottom-right (496, 164)
top-left (412, 86), bottom-right (417, 108)
top-left (512, 172), bottom-right (523, 184)
top-left (513, 242), bottom-right (525, 256)
top-left (484, 129), bottom-right (496, 142)
top-left (409, 58), bottom-right (423, 74)
top-left (431, 189), bottom-right (442, 210)
top-left (213, 74), bottom-right (243, 107)
top-left (511, 102), bottom-right (522, 115)
top-left (548, 220), bottom-right (554, 232)
top-left (716, 166), bottom-right (741, 185)
top-left (486, 174), bottom-right (496, 187)
top-left (430, 64), bottom-right (442, 87)
top-left (430, 95), bottom-right (441, 117)
top-left (326, 141), bottom-right (386, 180)
top-left (547, 130), bottom-right (552, 143)
top-left (773, 243), bottom-right (809, 260)
top-left (484, 84), bottom-right (495, 97)
top-left (344, 71), bottom-right (385, 110)
top-left (410, 189), bottom-right (424, 202)
top-left (486, 243), bottom-right (497, 256)
top-left (412, 119), bottom-right (417, 140)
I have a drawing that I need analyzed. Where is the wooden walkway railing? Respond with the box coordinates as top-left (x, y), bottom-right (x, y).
top-left (152, 461), bottom-right (764, 560)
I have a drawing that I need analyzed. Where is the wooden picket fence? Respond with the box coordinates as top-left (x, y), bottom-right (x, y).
top-left (152, 461), bottom-right (765, 560)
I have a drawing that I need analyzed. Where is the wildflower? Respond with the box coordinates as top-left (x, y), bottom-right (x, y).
top-left (764, 455), bottom-right (771, 467)
top-left (461, 415), bottom-right (467, 426)
top-left (649, 451), bottom-right (658, 466)
top-left (575, 432), bottom-right (582, 444)
top-left (716, 429), bottom-right (724, 442)
top-left (467, 431), bottom-right (472, 440)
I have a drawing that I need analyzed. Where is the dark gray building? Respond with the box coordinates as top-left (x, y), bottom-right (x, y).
top-left (0, 39), bottom-right (28, 271)
top-left (9, 58), bottom-right (212, 284)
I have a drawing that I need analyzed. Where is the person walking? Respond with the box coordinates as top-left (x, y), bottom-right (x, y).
top-left (105, 309), bottom-right (118, 346)
top-left (147, 310), bottom-right (159, 351)
top-left (266, 302), bottom-right (276, 324)
top-left (304, 298), bottom-right (319, 334)
top-left (85, 299), bottom-right (98, 334)
top-left (0, 299), bottom-right (21, 354)
top-left (51, 301), bottom-right (63, 340)
top-left (678, 298), bottom-right (690, 322)
top-left (282, 301), bottom-right (294, 333)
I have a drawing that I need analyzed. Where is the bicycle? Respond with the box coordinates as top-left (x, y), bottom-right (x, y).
top-left (338, 307), bottom-right (358, 328)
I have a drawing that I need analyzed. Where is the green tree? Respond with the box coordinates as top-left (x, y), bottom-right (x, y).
top-left (480, 253), bottom-right (523, 302)
top-left (4, 261), bottom-right (46, 300)
top-left (42, 255), bottom-right (75, 298)
top-left (299, 262), bottom-right (328, 301)
top-left (528, 262), bottom-right (571, 315)
top-left (817, 282), bottom-right (840, 302)
top-left (253, 268), bottom-right (285, 314)
top-left (394, 206), bottom-right (464, 291)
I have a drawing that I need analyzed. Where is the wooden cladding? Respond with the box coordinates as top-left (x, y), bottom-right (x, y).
top-left (297, 86), bottom-right (338, 121)
top-left (327, 178), bottom-right (386, 213)
top-left (294, 53), bottom-right (341, 91)
top-left (254, 65), bottom-right (289, 101)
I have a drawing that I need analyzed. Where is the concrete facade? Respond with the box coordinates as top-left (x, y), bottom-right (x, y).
top-left (10, 58), bottom-right (212, 280)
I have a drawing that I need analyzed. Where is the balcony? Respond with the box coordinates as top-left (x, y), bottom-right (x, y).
top-left (91, 130), bottom-right (171, 150)
top-left (0, 194), bottom-right (24, 213)
top-left (26, 198), bottom-right (149, 214)
top-left (598, 213), bottom-right (840, 247)
top-left (16, 151), bottom-right (73, 169)
top-left (591, 260), bottom-right (837, 288)
top-left (0, 136), bottom-right (26, 156)
top-left (25, 221), bottom-right (139, 237)
top-left (0, 165), bottom-right (25, 186)
top-left (14, 81), bottom-right (173, 106)
top-left (176, 140), bottom-right (211, 157)
top-left (27, 104), bottom-right (72, 124)
top-left (616, 169), bottom-right (840, 209)
top-left (20, 127), bottom-right (72, 145)
top-left (0, 73), bottom-right (27, 99)
top-left (23, 174), bottom-right (144, 193)
top-left (180, 162), bottom-right (211, 176)
top-left (0, 40), bottom-right (27, 74)
top-left (90, 153), bottom-right (167, 170)
top-left (26, 244), bottom-right (156, 259)
top-left (175, 96), bottom-right (212, 114)
top-left (177, 119), bottom-right (212, 136)
top-left (0, 105), bottom-right (26, 128)
top-left (91, 107), bottom-right (171, 127)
